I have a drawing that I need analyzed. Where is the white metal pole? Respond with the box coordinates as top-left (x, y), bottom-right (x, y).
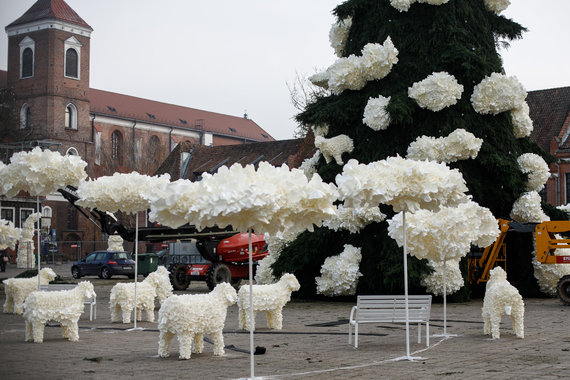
top-left (443, 258), bottom-right (447, 336)
top-left (37, 196), bottom-right (41, 290)
top-left (248, 229), bottom-right (255, 379)
top-left (403, 210), bottom-right (410, 359)
top-left (133, 213), bottom-right (139, 329)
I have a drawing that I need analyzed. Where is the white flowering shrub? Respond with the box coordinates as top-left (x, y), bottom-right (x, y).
top-left (314, 134), bottom-right (354, 165)
top-left (484, 0), bottom-right (511, 14)
top-left (363, 95), bottom-right (391, 131)
top-left (0, 219), bottom-right (20, 250)
top-left (390, 0), bottom-right (450, 12)
top-left (328, 54), bottom-right (367, 94)
top-left (408, 72), bottom-right (464, 111)
top-left (510, 191), bottom-right (549, 223)
top-left (148, 179), bottom-right (201, 229)
top-left (421, 259), bottom-right (464, 296)
top-left (360, 39), bottom-right (400, 82)
top-left (315, 245), bottom-right (363, 297)
top-left (471, 72), bottom-right (526, 115)
top-left (517, 153), bottom-right (550, 192)
top-left (511, 101), bottom-right (533, 138)
top-left (329, 17), bottom-right (352, 57)
top-left (406, 128), bottom-right (483, 163)
top-left (16, 213), bottom-right (41, 269)
top-left (324, 205), bottom-right (386, 233)
top-left (3, 267), bottom-right (57, 314)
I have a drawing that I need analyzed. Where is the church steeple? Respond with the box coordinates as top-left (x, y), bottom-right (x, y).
top-left (7, 0), bottom-right (92, 31)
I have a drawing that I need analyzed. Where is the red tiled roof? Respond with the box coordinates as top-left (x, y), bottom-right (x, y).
top-left (89, 88), bottom-right (274, 142)
top-left (7, 0), bottom-right (92, 30)
top-left (527, 86), bottom-right (570, 152)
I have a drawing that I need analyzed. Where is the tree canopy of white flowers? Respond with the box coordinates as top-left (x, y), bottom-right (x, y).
top-left (0, 219), bottom-right (20, 250)
top-left (0, 147), bottom-right (87, 197)
top-left (408, 72), bottom-right (463, 112)
top-left (324, 205), bottom-right (386, 233)
top-left (510, 191), bottom-right (550, 223)
top-left (421, 259), bottom-right (464, 296)
top-left (329, 16), bottom-right (352, 57)
top-left (471, 72), bottom-right (526, 115)
top-left (517, 153), bottom-right (550, 192)
top-left (363, 95), bottom-right (391, 131)
top-left (315, 244), bottom-right (363, 296)
top-left (484, 0), bottom-right (511, 14)
top-left (406, 128), bottom-right (483, 163)
top-left (390, 0), bottom-right (451, 13)
top-left (148, 179), bottom-right (201, 229)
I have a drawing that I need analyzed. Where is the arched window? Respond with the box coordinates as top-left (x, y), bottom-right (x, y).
top-left (22, 48), bottom-right (33, 78)
top-left (111, 131), bottom-right (123, 163)
top-left (66, 147), bottom-right (79, 156)
top-left (65, 48), bottom-right (78, 78)
top-left (20, 104), bottom-right (31, 129)
top-left (149, 135), bottom-right (160, 153)
top-left (64, 103), bottom-right (78, 129)
top-left (67, 204), bottom-right (78, 230)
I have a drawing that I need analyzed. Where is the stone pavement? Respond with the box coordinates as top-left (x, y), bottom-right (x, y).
top-left (0, 263), bottom-right (569, 379)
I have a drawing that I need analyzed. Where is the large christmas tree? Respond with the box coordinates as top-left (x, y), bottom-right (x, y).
top-left (272, 0), bottom-right (556, 298)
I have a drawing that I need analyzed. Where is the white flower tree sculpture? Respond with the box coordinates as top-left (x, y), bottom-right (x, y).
top-left (77, 172), bottom-right (170, 329)
top-left (0, 219), bottom-right (21, 252)
top-left (150, 162), bottom-right (338, 380)
top-left (336, 156), bottom-right (468, 360)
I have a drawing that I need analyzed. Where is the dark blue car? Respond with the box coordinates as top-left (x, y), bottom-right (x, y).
top-left (71, 251), bottom-right (135, 279)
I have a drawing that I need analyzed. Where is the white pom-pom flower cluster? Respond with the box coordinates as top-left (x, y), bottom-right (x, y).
top-left (77, 172), bottom-right (171, 214)
top-left (390, 0), bottom-right (450, 13)
top-left (16, 212), bottom-right (41, 269)
top-left (557, 204), bottom-right (570, 215)
top-left (336, 157), bottom-right (468, 213)
top-left (387, 200), bottom-right (499, 262)
top-left (510, 191), bottom-right (549, 223)
top-left (408, 72), bottom-right (464, 112)
top-left (471, 73), bottom-right (526, 115)
top-left (299, 150), bottom-right (321, 179)
top-left (324, 205), bottom-right (386, 233)
top-left (517, 153), bottom-right (550, 192)
top-left (255, 231), bottom-right (301, 285)
top-left (484, 0), bottom-right (511, 14)
top-left (0, 219), bottom-right (20, 250)
top-left (238, 273), bottom-right (300, 331)
top-left (106, 235), bottom-right (124, 251)
top-left (1, 147), bottom-right (87, 197)
top-left (315, 244), bottom-right (363, 297)
top-left (363, 95), bottom-right (391, 131)
top-left (314, 134), bottom-right (354, 165)
top-left (532, 245), bottom-right (570, 296)
top-left (511, 101), bottom-right (533, 138)
top-left (406, 128), bottom-right (483, 163)
top-left (3, 267), bottom-right (57, 314)
top-left (421, 259), bottom-right (464, 296)
top-left (329, 17), bottom-right (352, 57)
top-left (310, 37), bottom-right (399, 95)
top-left (147, 179), bottom-right (201, 229)
top-left (23, 281), bottom-right (96, 343)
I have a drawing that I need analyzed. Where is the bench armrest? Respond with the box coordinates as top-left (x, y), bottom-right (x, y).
top-left (349, 305), bottom-right (358, 324)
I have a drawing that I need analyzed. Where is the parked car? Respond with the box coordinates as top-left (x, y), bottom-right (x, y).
top-left (71, 251), bottom-right (135, 279)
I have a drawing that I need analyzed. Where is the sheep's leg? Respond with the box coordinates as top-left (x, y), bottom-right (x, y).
top-left (145, 306), bottom-right (155, 323)
top-left (110, 303), bottom-right (121, 323)
top-left (245, 310), bottom-right (257, 331)
top-left (32, 321), bottom-right (45, 343)
top-left (121, 306), bottom-right (132, 324)
top-left (3, 294), bottom-right (14, 313)
top-left (14, 295), bottom-right (25, 314)
top-left (267, 308), bottom-right (283, 330)
top-left (238, 306), bottom-right (246, 329)
top-left (193, 333), bottom-right (204, 354)
top-left (67, 321), bottom-right (80, 342)
top-left (178, 333), bottom-right (194, 359)
top-left (158, 330), bottom-right (174, 358)
top-left (482, 312), bottom-right (490, 335)
top-left (490, 313), bottom-right (501, 339)
top-left (211, 331), bottom-right (225, 356)
top-left (511, 306), bottom-right (524, 338)
top-left (25, 320), bottom-right (33, 342)
top-left (62, 323), bottom-right (69, 339)
top-left (136, 307), bottom-right (142, 322)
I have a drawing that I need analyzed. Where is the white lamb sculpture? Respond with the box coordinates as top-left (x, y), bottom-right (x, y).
top-left (158, 282), bottom-right (237, 359)
top-left (482, 266), bottom-right (524, 339)
top-left (23, 281), bottom-right (96, 343)
top-left (237, 273), bottom-right (300, 331)
top-left (110, 266), bottom-right (173, 323)
top-left (3, 267), bottom-right (57, 314)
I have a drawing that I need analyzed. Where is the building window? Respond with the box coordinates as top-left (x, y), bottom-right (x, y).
top-left (111, 131), bottom-right (123, 163)
top-left (64, 103), bottom-right (78, 129)
top-left (67, 204), bottom-right (78, 230)
top-left (19, 36), bottom-right (35, 78)
top-left (20, 104), bottom-right (31, 129)
top-left (20, 208), bottom-right (35, 228)
top-left (42, 206), bottom-right (52, 232)
top-left (65, 48), bottom-right (78, 78)
top-left (0, 207), bottom-right (15, 224)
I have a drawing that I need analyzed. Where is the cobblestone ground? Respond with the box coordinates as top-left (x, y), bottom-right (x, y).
top-left (1, 263), bottom-right (569, 379)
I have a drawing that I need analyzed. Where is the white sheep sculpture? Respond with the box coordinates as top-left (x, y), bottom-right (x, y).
top-left (3, 268), bottom-right (57, 314)
top-left (237, 273), bottom-right (300, 331)
top-left (482, 266), bottom-right (524, 339)
top-left (23, 281), bottom-right (96, 343)
top-left (110, 266), bottom-right (173, 323)
top-left (157, 282), bottom-right (237, 360)
top-left (314, 134), bottom-right (354, 165)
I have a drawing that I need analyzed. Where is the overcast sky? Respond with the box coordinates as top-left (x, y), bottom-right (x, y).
top-left (1, 0), bottom-right (569, 140)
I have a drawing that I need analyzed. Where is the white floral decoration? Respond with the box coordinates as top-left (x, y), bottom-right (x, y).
top-left (312, 124), bottom-right (329, 138)
top-left (363, 95), bottom-right (391, 131)
top-left (390, 0), bottom-right (450, 12)
top-left (510, 191), bottom-right (549, 223)
top-left (299, 150), bottom-right (321, 180)
top-left (408, 72), bottom-right (464, 111)
top-left (406, 128), bottom-right (483, 163)
top-left (315, 244), bottom-right (363, 297)
top-left (511, 101), bottom-right (533, 138)
top-left (308, 71), bottom-right (330, 89)
top-left (360, 39), bottom-right (400, 82)
top-left (3, 267), bottom-right (57, 314)
top-left (484, 0), bottom-right (511, 14)
top-left (557, 204), bottom-right (570, 215)
top-left (421, 259), bottom-right (464, 296)
top-left (387, 200), bottom-right (499, 262)
top-left (336, 157), bottom-right (469, 213)
top-left (517, 153), bottom-right (550, 192)
top-left (471, 72), bottom-right (526, 115)
top-left (327, 54), bottom-right (367, 95)
top-left (255, 231), bottom-right (301, 285)
top-left (16, 213), bottom-right (41, 269)
top-left (148, 179), bottom-right (201, 228)
top-left (107, 235), bottom-right (124, 251)
top-left (532, 238), bottom-right (570, 296)
top-left (324, 205), bottom-right (386, 233)
top-left (0, 219), bottom-right (20, 250)
top-left (329, 17), bottom-right (352, 57)
top-left (314, 134), bottom-right (354, 165)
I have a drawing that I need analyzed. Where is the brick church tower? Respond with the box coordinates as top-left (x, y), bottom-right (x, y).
top-left (5, 0), bottom-right (94, 172)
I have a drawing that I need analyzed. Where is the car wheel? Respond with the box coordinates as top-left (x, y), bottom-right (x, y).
top-left (206, 263), bottom-right (231, 291)
top-left (557, 275), bottom-right (570, 305)
top-left (170, 264), bottom-right (190, 291)
top-left (71, 266), bottom-right (81, 279)
top-left (101, 267), bottom-right (112, 279)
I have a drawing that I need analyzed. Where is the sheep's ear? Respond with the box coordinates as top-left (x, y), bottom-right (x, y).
top-left (226, 293), bottom-right (236, 303)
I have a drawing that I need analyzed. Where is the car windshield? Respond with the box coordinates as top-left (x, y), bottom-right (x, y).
top-left (113, 252), bottom-right (130, 260)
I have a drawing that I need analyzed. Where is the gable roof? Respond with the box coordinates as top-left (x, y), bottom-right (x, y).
top-left (528, 86), bottom-right (570, 152)
top-left (89, 88), bottom-right (274, 143)
top-left (6, 0), bottom-right (92, 30)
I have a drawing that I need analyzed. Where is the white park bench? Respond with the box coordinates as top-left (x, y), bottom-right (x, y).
top-left (348, 295), bottom-right (432, 348)
top-left (39, 284), bottom-right (97, 321)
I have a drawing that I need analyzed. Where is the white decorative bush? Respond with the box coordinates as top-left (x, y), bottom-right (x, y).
top-left (107, 235), bottom-right (124, 251)
top-left (158, 283), bottom-right (237, 359)
top-left (406, 128), bottom-right (483, 163)
top-left (315, 245), bottom-right (363, 297)
top-left (0, 219), bottom-right (20, 250)
top-left (557, 204), bottom-right (570, 215)
top-left (314, 134), bottom-right (354, 165)
top-left (23, 281), bottom-right (96, 343)
top-left (299, 150), bottom-right (321, 179)
top-left (110, 266), bottom-right (173, 323)
top-left (390, 0), bottom-right (450, 12)
top-left (16, 213), bottom-right (41, 269)
top-left (3, 267), bottom-right (57, 314)
top-left (482, 267), bottom-right (524, 339)
top-left (329, 17), bottom-right (352, 57)
top-left (421, 259), bottom-right (464, 296)
top-left (484, 0), bottom-right (511, 14)
top-left (511, 101), bottom-right (533, 138)
top-left (510, 191), bottom-right (549, 223)
top-left (327, 54), bottom-right (368, 94)
top-left (324, 205), bottom-right (386, 233)
top-left (360, 40), bottom-right (400, 82)
top-left (363, 95), bottom-right (391, 131)
top-left (517, 153), bottom-right (550, 192)
top-left (408, 72), bottom-right (463, 112)
top-left (237, 273), bottom-right (300, 331)
top-left (471, 73), bottom-right (526, 115)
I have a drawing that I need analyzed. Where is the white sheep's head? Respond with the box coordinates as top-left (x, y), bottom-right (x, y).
top-left (280, 273), bottom-right (301, 292)
top-left (40, 268), bottom-right (57, 281)
top-left (78, 281), bottom-right (96, 299)
top-left (149, 267), bottom-right (173, 303)
top-left (488, 266), bottom-right (507, 284)
top-left (212, 282), bottom-right (238, 305)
